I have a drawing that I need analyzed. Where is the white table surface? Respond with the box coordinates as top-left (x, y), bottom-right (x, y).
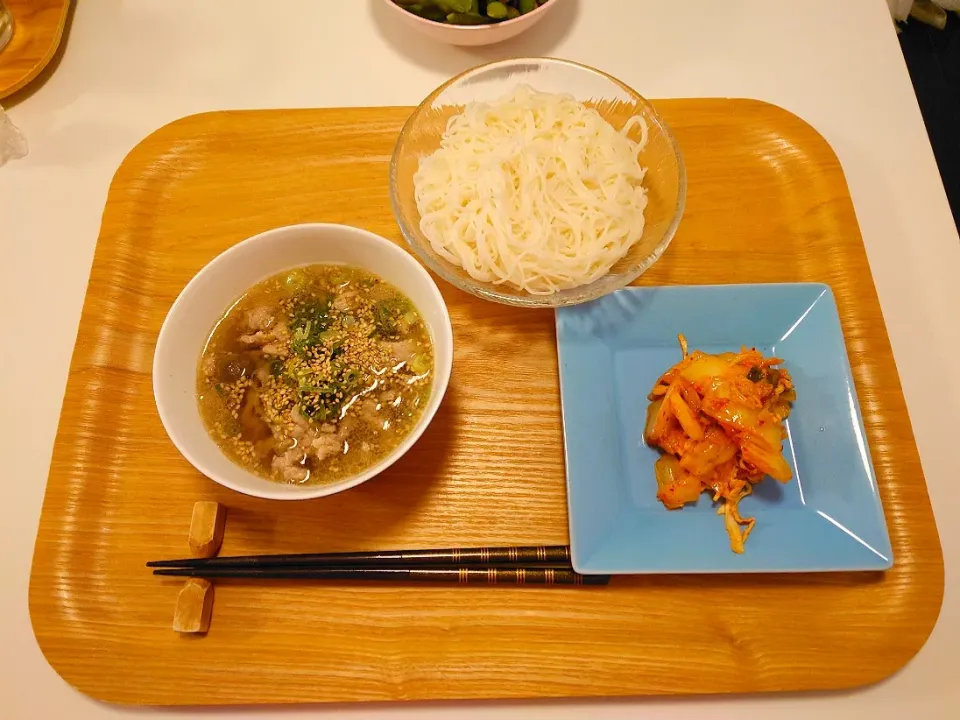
top-left (2, 0), bottom-right (958, 717)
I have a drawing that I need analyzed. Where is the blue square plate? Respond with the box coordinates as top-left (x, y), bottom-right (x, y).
top-left (556, 283), bottom-right (893, 574)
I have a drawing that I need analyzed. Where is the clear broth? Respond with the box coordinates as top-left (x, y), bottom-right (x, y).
top-left (197, 264), bottom-right (433, 485)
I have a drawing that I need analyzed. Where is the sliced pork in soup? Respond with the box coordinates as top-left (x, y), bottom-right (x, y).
top-left (197, 265), bottom-right (433, 485)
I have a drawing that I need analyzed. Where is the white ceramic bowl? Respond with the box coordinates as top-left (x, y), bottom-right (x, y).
top-left (380, 0), bottom-right (559, 46)
top-left (153, 223), bottom-right (453, 501)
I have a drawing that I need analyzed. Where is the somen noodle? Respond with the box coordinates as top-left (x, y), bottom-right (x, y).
top-left (414, 85), bottom-right (649, 294)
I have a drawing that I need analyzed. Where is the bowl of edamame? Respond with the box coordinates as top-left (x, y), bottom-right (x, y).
top-left (381, 0), bottom-right (558, 46)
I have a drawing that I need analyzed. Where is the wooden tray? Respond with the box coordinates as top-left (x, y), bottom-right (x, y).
top-left (0, 0), bottom-right (70, 100)
top-left (29, 100), bottom-right (944, 706)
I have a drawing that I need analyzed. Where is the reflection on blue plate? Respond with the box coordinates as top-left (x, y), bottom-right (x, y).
top-left (556, 283), bottom-right (892, 574)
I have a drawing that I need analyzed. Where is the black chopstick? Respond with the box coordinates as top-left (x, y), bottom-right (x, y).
top-left (153, 566), bottom-right (609, 585)
top-left (148, 544), bottom-right (572, 570)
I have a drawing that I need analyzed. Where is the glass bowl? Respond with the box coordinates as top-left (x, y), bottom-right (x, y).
top-left (389, 58), bottom-right (687, 308)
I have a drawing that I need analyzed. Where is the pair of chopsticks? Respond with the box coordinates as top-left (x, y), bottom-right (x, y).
top-left (148, 545), bottom-right (610, 586)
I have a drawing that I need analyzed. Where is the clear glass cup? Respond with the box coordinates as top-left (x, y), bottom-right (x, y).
top-left (0, 1), bottom-right (13, 53)
top-left (389, 58), bottom-right (687, 308)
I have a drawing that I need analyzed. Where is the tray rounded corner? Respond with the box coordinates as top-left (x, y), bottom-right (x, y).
top-left (28, 544), bottom-right (153, 708)
top-left (28, 590), bottom-right (133, 707)
top-left (725, 98), bottom-right (845, 170)
top-left (845, 560), bottom-right (946, 692)
top-left (116, 110), bottom-right (227, 168)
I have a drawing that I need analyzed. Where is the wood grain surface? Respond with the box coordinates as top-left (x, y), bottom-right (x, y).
top-left (28, 101), bottom-right (944, 706)
top-left (0, 0), bottom-right (69, 99)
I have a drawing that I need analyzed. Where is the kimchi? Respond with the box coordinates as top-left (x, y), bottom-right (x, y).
top-left (644, 334), bottom-right (797, 553)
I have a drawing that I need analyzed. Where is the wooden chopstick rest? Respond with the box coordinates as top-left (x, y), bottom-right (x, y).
top-left (188, 500), bottom-right (226, 558)
top-left (173, 578), bottom-right (214, 633)
top-left (174, 501), bottom-right (226, 634)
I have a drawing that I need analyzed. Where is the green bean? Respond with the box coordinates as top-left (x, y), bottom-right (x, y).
top-left (446, 12), bottom-right (493, 24)
top-left (486, 1), bottom-right (508, 19)
top-left (400, 0), bottom-right (472, 13)
top-left (442, 0), bottom-right (474, 12)
top-left (405, 3), bottom-right (445, 21)
top-left (394, 0), bottom-right (550, 24)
